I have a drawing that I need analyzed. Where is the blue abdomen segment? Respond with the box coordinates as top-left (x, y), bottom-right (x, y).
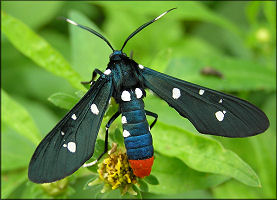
top-left (119, 89), bottom-right (154, 161)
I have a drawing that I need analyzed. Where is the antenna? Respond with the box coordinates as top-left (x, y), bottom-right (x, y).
top-left (120, 8), bottom-right (176, 51)
top-left (61, 17), bottom-right (115, 52)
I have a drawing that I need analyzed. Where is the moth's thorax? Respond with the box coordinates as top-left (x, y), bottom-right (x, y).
top-left (108, 54), bottom-right (143, 99)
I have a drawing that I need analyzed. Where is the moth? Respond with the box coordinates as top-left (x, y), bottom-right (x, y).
top-left (28, 8), bottom-right (269, 183)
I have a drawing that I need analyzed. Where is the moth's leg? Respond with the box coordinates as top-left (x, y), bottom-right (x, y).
top-left (81, 69), bottom-right (103, 86)
top-left (83, 111), bottom-right (121, 167)
top-left (145, 110), bottom-right (158, 129)
top-left (98, 111), bottom-right (121, 160)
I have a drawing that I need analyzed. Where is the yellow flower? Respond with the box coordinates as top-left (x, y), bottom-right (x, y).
top-left (88, 143), bottom-right (138, 195)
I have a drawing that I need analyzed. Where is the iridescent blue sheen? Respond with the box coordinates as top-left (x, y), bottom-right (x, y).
top-left (120, 90), bottom-right (154, 160)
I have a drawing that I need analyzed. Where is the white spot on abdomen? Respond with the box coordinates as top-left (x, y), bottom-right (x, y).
top-left (104, 69), bottom-right (111, 75)
top-left (71, 114), bottom-right (77, 120)
top-left (67, 142), bottom-right (76, 153)
top-left (122, 116), bottom-right (127, 124)
top-left (121, 90), bottom-right (131, 101)
top-left (219, 99), bottom-right (223, 103)
top-left (138, 64), bottom-right (144, 69)
top-left (90, 104), bottom-right (99, 115)
top-left (215, 111), bottom-right (225, 121)
top-left (123, 130), bottom-right (130, 137)
top-left (199, 89), bottom-right (205, 95)
top-left (172, 88), bottom-right (181, 99)
top-left (135, 88), bottom-right (143, 99)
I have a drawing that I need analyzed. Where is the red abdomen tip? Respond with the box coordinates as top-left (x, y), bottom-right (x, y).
top-left (129, 156), bottom-right (154, 178)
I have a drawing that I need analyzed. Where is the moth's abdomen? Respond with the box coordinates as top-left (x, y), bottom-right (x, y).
top-left (119, 89), bottom-right (154, 178)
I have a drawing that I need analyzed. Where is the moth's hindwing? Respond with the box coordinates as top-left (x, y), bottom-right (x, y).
top-left (28, 77), bottom-right (113, 183)
top-left (141, 67), bottom-right (269, 137)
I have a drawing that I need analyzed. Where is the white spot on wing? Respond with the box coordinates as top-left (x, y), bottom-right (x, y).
top-left (66, 19), bottom-right (78, 26)
top-left (199, 89), bottom-right (205, 95)
top-left (122, 116), bottom-right (127, 124)
top-left (215, 111), bottom-right (225, 121)
top-left (104, 69), bottom-right (111, 75)
top-left (67, 142), bottom-right (76, 153)
top-left (71, 114), bottom-right (77, 120)
top-left (90, 104), bottom-right (99, 115)
top-left (135, 88), bottom-right (143, 99)
top-left (61, 131), bottom-right (65, 136)
top-left (63, 144), bottom-right (67, 147)
top-left (138, 64), bottom-right (144, 69)
top-left (219, 99), bottom-right (223, 103)
top-left (121, 90), bottom-right (131, 101)
top-left (123, 130), bottom-right (130, 137)
top-left (172, 88), bottom-right (181, 99)
top-left (223, 110), bottom-right (226, 114)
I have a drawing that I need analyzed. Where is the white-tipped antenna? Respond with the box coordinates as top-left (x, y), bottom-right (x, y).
top-left (154, 9), bottom-right (172, 21)
top-left (60, 16), bottom-right (114, 52)
top-left (65, 18), bottom-right (78, 26)
top-left (120, 8), bottom-right (176, 51)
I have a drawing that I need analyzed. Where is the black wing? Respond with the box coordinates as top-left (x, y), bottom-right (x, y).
top-left (28, 76), bottom-right (113, 183)
top-left (141, 66), bottom-right (269, 137)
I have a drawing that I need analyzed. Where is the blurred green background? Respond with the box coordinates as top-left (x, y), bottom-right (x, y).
top-left (1, 1), bottom-right (276, 199)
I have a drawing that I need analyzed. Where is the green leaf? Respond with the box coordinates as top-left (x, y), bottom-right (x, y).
top-left (40, 30), bottom-right (71, 62)
top-left (69, 175), bottom-right (103, 198)
top-left (246, 2), bottom-right (261, 26)
top-left (137, 179), bottom-right (149, 193)
top-left (1, 169), bottom-right (28, 199)
top-left (2, 1), bottom-right (64, 29)
top-left (98, 1), bottom-right (241, 36)
top-left (212, 94), bottom-right (276, 198)
top-left (142, 190), bottom-right (212, 199)
top-left (2, 125), bottom-right (34, 171)
top-left (165, 55), bottom-right (276, 92)
top-left (109, 128), bottom-right (125, 147)
top-left (263, 1), bottom-right (276, 35)
top-left (100, 4), bottom-right (182, 66)
top-left (143, 175), bottom-right (159, 185)
top-left (1, 11), bottom-right (84, 91)
top-left (149, 152), bottom-right (229, 194)
top-left (169, 37), bottom-right (276, 92)
top-left (20, 182), bottom-right (49, 198)
top-left (151, 122), bottom-right (261, 187)
top-left (48, 92), bottom-right (79, 110)
top-left (149, 48), bottom-right (173, 73)
top-left (132, 185), bottom-right (142, 199)
top-left (1, 89), bottom-right (41, 145)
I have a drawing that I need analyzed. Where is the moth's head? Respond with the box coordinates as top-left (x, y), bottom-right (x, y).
top-left (109, 50), bottom-right (127, 61)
